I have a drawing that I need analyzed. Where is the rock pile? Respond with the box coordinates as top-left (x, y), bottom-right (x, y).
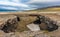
top-left (27, 14), bottom-right (59, 32)
top-left (39, 14), bottom-right (59, 31)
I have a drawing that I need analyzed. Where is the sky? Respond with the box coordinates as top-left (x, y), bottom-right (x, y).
top-left (0, 0), bottom-right (60, 11)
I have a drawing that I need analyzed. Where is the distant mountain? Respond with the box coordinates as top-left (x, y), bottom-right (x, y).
top-left (24, 6), bottom-right (60, 12)
top-left (34, 6), bottom-right (60, 11)
top-left (0, 8), bottom-right (18, 12)
top-left (37, 6), bottom-right (60, 10)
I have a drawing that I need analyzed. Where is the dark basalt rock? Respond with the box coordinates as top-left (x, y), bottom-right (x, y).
top-left (16, 16), bottom-right (20, 21)
top-left (33, 16), bottom-right (41, 24)
top-left (33, 19), bottom-right (41, 24)
top-left (46, 21), bottom-right (58, 31)
top-left (47, 24), bottom-right (58, 32)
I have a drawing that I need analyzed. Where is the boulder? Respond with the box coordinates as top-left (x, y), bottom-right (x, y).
top-left (39, 14), bottom-right (59, 31)
top-left (0, 15), bottom-right (20, 33)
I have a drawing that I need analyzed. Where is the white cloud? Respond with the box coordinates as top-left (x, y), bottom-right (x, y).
top-left (27, 0), bottom-right (60, 3)
top-left (0, 1), bottom-right (29, 7)
top-left (0, 7), bottom-right (18, 10)
top-left (0, 0), bottom-right (32, 10)
top-left (0, 0), bottom-right (20, 2)
top-left (0, 0), bottom-right (60, 10)
top-left (10, 0), bottom-right (20, 3)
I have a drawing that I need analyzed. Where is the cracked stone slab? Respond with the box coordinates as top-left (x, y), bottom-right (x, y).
top-left (27, 23), bottom-right (40, 31)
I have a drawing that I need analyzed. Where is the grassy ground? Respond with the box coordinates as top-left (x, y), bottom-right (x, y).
top-left (15, 15), bottom-right (37, 32)
top-left (0, 7), bottom-right (60, 37)
top-left (0, 7), bottom-right (60, 32)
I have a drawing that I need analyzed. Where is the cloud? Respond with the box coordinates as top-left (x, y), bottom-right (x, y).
top-left (0, 0), bottom-right (60, 11)
top-left (27, 0), bottom-right (60, 3)
top-left (9, 0), bottom-right (20, 3)
top-left (25, 0), bottom-right (60, 9)
top-left (0, 1), bottom-right (29, 7)
top-left (0, 0), bottom-right (31, 10)
top-left (0, 0), bottom-right (38, 11)
top-left (0, 6), bottom-right (18, 10)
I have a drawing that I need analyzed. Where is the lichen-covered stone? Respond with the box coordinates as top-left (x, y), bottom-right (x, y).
top-left (0, 15), bottom-right (20, 33)
top-left (39, 14), bottom-right (59, 31)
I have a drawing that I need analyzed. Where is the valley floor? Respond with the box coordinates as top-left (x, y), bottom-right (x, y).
top-left (0, 12), bottom-right (60, 37)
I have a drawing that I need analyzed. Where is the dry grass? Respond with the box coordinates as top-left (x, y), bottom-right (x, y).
top-left (25, 7), bottom-right (60, 12)
top-left (15, 15), bottom-right (37, 32)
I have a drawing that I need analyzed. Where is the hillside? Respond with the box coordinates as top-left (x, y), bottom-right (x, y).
top-left (0, 6), bottom-right (60, 37)
top-left (25, 6), bottom-right (60, 12)
top-left (0, 12), bottom-right (60, 37)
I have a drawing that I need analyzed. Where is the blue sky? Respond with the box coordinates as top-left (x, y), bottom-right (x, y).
top-left (0, 0), bottom-right (60, 11)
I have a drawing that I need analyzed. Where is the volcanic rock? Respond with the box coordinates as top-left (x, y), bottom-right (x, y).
top-left (0, 15), bottom-right (20, 33)
top-left (39, 14), bottom-right (59, 31)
